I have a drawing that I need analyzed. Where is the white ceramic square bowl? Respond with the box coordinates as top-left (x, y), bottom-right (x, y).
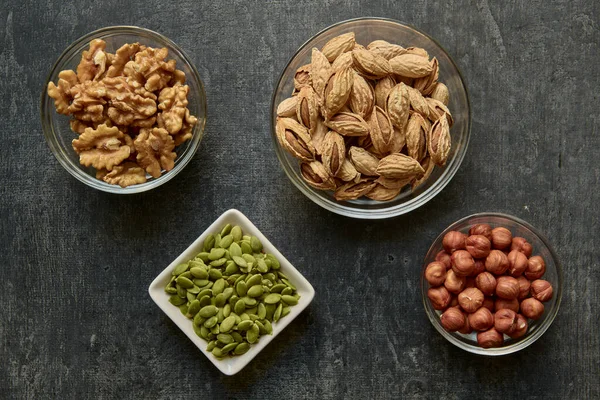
top-left (148, 209), bottom-right (315, 375)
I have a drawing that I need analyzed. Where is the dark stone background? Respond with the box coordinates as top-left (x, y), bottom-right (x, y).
top-left (1, 0), bottom-right (598, 399)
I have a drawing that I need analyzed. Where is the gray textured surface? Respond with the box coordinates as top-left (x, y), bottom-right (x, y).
top-left (1, 0), bottom-right (599, 399)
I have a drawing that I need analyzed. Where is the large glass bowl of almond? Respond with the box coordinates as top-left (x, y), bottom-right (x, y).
top-left (271, 18), bottom-right (470, 218)
top-left (41, 26), bottom-right (206, 193)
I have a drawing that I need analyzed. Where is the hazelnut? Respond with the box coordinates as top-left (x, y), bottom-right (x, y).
top-left (469, 307), bottom-right (494, 331)
top-left (440, 307), bottom-right (466, 332)
top-left (427, 286), bottom-right (452, 310)
top-left (475, 272), bottom-right (497, 296)
top-left (424, 261), bottom-right (447, 286)
top-left (496, 276), bottom-right (520, 300)
top-left (458, 287), bottom-right (484, 313)
top-left (465, 235), bottom-right (491, 258)
top-left (494, 297), bottom-right (520, 313)
top-left (491, 227), bottom-right (512, 250)
top-left (494, 308), bottom-right (518, 334)
top-left (482, 296), bottom-right (495, 311)
top-left (517, 276), bottom-right (531, 300)
top-left (469, 223), bottom-right (493, 241)
top-left (511, 237), bottom-right (533, 257)
top-left (458, 311), bottom-right (473, 334)
top-left (525, 256), bottom-right (546, 280)
top-left (435, 250), bottom-right (452, 269)
top-left (485, 250), bottom-right (509, 275)
top-left (507, 314), bottom-right (528, 339)
top-left (530, 279), bottom-right (553, 302)
top-left (442, 231), bottom-right (466, 253)
top-left (471, 259), bottom-right (486, 276)
top-left (444, 269), bottom-right (466, 294)
top-left (451, 250), bottom-right (475, 277)
top-left (507, 249), bottom-right (528, 277)
top-left (477, 328), bottom-right (504, 348)
top-left (521, 298), bottom-right (545, 320)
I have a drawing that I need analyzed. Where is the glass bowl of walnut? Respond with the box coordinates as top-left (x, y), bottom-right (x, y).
top-left (271, 18), bottom-right (470, 218)
top-left (41, 26), bottom-right (206, 193)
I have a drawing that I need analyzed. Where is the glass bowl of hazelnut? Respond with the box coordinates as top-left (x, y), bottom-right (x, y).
top-left (40, 26), bottom-right (206, 193)
top-left (420, 212), bottom-right (563, 355)
top-left (270, 17), bottom-right (471, 219)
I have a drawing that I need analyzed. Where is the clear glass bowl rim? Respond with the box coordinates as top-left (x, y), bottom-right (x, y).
top-left (420, 212), bottom-right (563, 355)
top-left (40, 25), bottom-right (207, 194)
top-left (270, 17), bottom-right (472, 219)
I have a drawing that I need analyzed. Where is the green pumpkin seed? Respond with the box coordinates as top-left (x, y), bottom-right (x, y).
top-left (222, 287), bottom-right (234, 301)
top-left (232, 256), bottom-right (247, 268)
top-left (193, 312), bottom-right (205, 326)
top-left (281, 306), bottom-right (291, 317)
top-left (217, 333), bottom-right (234, 345)
top-left (257, 303), bottom-right (267, 319)
top-left (186, 291), bottom-right (196, 303)
top-left (187, 284), bottom-right (201, 294)
top-left (221, 342), bottom-right (238, 354)
top-left (199, 305), bottom-right (218, 318)
top-left (237, 320), bottom-right (254, 331)
top-left (210, 258), bottom-right (227, 267)
top-left (214, 293), bottom-right (226, 307)
top-left (246, 274), bottom-right (262, 288)
top-left (220, 234), bottom-right (234, 249)
top-left (208, 248), bottom-right (226, 261)
top-left (210, 324), bottom-right (220, 335)
top-left (198, 288), bottom-right (212, 299)
top-left (169, 295), bottom-right (187, 306)
top-left (216, 307), bottom-right (225, 323)
top-left (186, 300), bottom-right (200, 317)
top-left (281, 287), bottom-right (293, 296)
top-left (198, 295), bottom-right (212, 307)
top-left (203, 234), bottom-right (215, 252)
top-left (234, 299), bottom-right (246, 315)
top-left (212, 278), bottom-right (225, 295)
top-left (243, 296), bottom-right (257, 307)
top-left (232, 313), bottom-right (242, 325)
top-left (231, 226), bottom-right (243, 242)
top-left (270, 284), bottom-right (286, 293)
top-left (249, 314), bottom-right (260, 321)
top-left (193, 279), bottom-right (209, 287)
top-left (190, 267), bottom-right (208, 279)
top-left (255, 320), bottom-right (267, 334)
top-left (242, 254), bottom-right (256, 264)
top-left (247, 323), bottom-right (260, 343)
top-left (265, 303), bottom-right (276, 320)
top-left (220, 223), bottom-right (233, 236)
top-left (206, 340), bottom-right (217, 352)
top-left (277, 271), bottom-right (289, 280)
top-left (256, 259), bottom-right (269, 273)
top-left (176, 276), bottom-right (194, 289)
top-left (231, 331), bottom-right (243, 343)
top-left (176, 285), bottom-right (187, 298)
top-left (273, 303), bottom-right (282, 322)
top-left (193, 323), bottom-right (203, 338)
top-left (172, 263), bottom-right (189, 276)
top-left (236, 281), bottom-right (248, 297)
top-left (179, 304), bottom-right (189, 315)
top-left (247, 285), bottom-right (264, 298)
top-left (264, 293), bottom-right (281, 304)
top-left (211, 347), bottom-right (224, 358)
top-left (208, 269), bottom-right (222, 280)
top-left (220, 316), bottom-right (236, 333)
top-left (239, 313), bottom-right (250, 322)
top-left (214, 233), bottom-right (222, 248)
top-left (234, 342), bottom-right (250, 355)
top-left (250, 236), bottom-right (262, 252)
top-left (229, 295), bottom-right (240, 307)
top-left (223, 304), bottom-right (231, 318)
top-left (229, 242), bottom-right (242, 258)
top-left (189, 259), bottom-right (205, 268)
top-left (225, 261), bottom-right (239, 275)
top-left (196, 252), bottom-right (210, 262)
top-left (282, 294), bottom-right (299, 305)
top-left (266, 254), bottom-right (280, 270)
top-left (263, 320), bottom-right (273, 334)
top-left (282, 279), bottom-right (296, 290)
top-left (240, 242), bottom-right (253, 254)
top-left (204, 315), bottom-right (218, 328)
top-left (165, 286), bottom-right (178, 294)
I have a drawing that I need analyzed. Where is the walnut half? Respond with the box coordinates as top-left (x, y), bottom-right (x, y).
top-left (134, 128), bottom-right (176, 178)
top-left (72, 124), bottom-right (131, 171)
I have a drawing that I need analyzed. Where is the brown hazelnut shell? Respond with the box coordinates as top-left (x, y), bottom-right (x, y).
top-left (516, 276), bottom-right (531, 300)
top-left (435, 250), bottom-right (452, 269)
top-left (485, 250), bottom-right (509, 275)
top-left (442, 231), bottom-right (466, 253)
top-left (507, 249), bottom-right (528, 277)
top-left (469, 307), bottom-right (494, 331)
top-left (458, 287), bottom-right (484, 313)
top-left (469, 224), bottom-right (492, 241)
top-left (525, 256), bottom-right (546, 280)
top-left (427, 286), bottom-right (452, 310)
top-left (530, 279), bottom-right (553, 302)
top-left (465, 235), bottom-right (492, 259)
top-left (458, 311), bottom-right (472, 334)
top-left (471, 259), bottom-right (486, 276)
top-left (475, 272), bottom-right (497, 296)
top-left (440, 307), bottom-right (466, 332)
top-left (521, 298), bottom-right (545, 320)
top-left (511, 237), bottom-right (533, 257)
top-left (451, 250), bottom-right (475, 277)
top-left (507, 314), bottom-right (528, 339)
top-left (424, 261), bottom-right (447, 287)
top-left (496, 276), bottom-right (520, 300)
top-left (444, 269), bottom-right (466, 294)
top-left (491, 227), bottom-right (512, 250)
top-left (494, 308), bottom-right (518, 334)
top-left (494, 297), bottom-right (520, 313)
top-left (477, 328), bottom-right (503, 348)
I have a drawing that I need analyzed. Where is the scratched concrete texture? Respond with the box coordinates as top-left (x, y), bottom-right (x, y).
top-left (0, 0), bottom-right (599, 399)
